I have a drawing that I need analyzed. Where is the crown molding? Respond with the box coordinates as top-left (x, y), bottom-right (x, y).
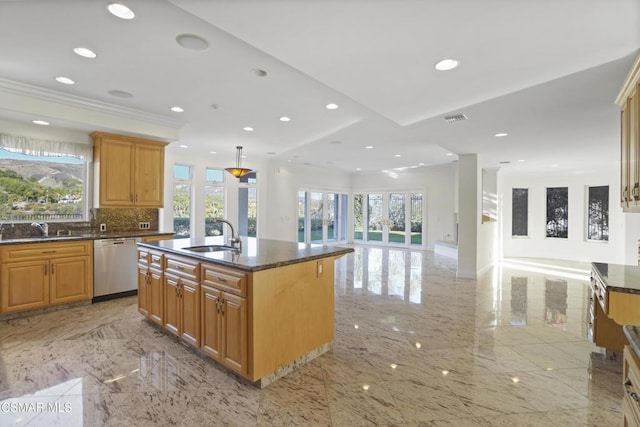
top-left (0, 77), bottom-right (185, 129)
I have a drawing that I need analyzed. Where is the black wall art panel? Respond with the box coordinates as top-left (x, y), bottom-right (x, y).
top-left (512, 188), bottom-right (529, 237)
top-left (587, 186), bottom-right (609, 241)
top-left (546, 187), bottom-right (568, 238)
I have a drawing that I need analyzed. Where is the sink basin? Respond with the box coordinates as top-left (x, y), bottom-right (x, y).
top-left (182, 245), bottom-right (238, 253)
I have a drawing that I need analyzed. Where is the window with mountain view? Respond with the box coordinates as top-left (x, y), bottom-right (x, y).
top-left (0, 147), bottom-right (87, 222)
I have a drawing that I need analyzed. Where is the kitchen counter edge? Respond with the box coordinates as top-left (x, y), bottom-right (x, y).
top-left (0, 231), bottom-right (174, 245)
top-left (137, 239), bottom-right (354, 272)
top-left (591, 262), bottom-right (640, 295)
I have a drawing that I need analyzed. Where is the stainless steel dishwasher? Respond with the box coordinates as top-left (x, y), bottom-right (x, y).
top-left (93, 237), bottom-right (141, 302)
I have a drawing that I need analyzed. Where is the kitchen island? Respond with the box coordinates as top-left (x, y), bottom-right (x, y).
top-left (137, 236), bottom-right (353, 387)
top-left (589, 262), bottom-right (640, 351)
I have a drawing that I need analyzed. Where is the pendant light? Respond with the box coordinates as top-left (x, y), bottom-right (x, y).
top-left (225, 146), bottom-right (252, 178)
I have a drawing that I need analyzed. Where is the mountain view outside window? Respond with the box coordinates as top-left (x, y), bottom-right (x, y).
top-left (0, 148), bottom-right (85, 221)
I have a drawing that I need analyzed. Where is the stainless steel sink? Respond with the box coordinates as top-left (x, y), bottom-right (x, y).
top-left (182, 245), bottom-right (238, 253)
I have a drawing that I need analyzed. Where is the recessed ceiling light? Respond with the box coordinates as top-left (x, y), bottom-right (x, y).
top-left (434, 58), bottom-right (459, 71)
top-left (325, 103), bottom-right (339, 110)
top-left (32, 120), bottom-right (50, 126)
top-left (356, 168), bottom-right (362, 171)
top-left (108, 89), bottom-right (133, 98)
top-left (107, 3), bottom-right (135, 20)
top-left (251, 68), bottom-right (268, 77)
top-left (517, 159), bottom-right (525, 163)
top-left (419, 162), bottom-right (425, 166)
top-left (551, 164), bottom-right (559, 167)
top-left (241, 155), bottom-right (247, 159)
top-left (73, 47), bottom-right (97, 58)
top-left (179, 144), bottom-right (188, 148)
top-left (445, 153), bottom-right (454, 156)
top-left (55, 76), bottom-right (75, 85)
top-left (279, 116), bottom-right (291, 122)
top-left (494, 132), bottom-right (509, 137)
top-left (365, 145), bottom-right (374, 149)
top-left (243, 126), bottom-right (254, 132)
top-left (394, 154), bottom-right (401, 158)
top-left (210, 151), bottom-right (217, 154)
top-left (330, 140), bottom-right (342, 144)
top-left (170, 106), bottom-right (184, 113)
top-left (176, 34), bottom-right (209, 51)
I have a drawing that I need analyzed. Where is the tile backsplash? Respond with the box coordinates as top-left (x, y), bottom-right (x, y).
top-left (0, 208), bottom-right (159, 239)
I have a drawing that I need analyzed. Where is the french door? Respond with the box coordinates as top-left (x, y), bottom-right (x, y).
top-left (298, 191), bottom-right (348, 244)
top-left (354, 192), bottom-right (423, 247)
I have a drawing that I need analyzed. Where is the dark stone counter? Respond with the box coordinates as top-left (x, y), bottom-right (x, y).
top-left (138, 236), bottom-right (354, 272)
top-left (592, 262), bottom-right (640, 295)
top-left (0, 231), bottom-right (174, 245)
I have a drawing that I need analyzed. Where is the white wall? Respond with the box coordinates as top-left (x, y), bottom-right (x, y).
top-left (499, 165), bottom-right (628, 264)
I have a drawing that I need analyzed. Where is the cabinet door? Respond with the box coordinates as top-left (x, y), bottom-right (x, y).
top-left (1, 261), bottom-right (48, 313)
top-left (201, 285), bottom-right (222, 361)
top-left (629, 91), bottom-right (638, 205)
top-left (180, 278), bottom-right (200, 348)
top-left (134, 143), bottom-right (164, 207)
top-left (164, 274), bottom-right (181, 336)
top-left (148, 268), bottom-right (164, 326)
top-left (98, 138), bottom-right (134, 206)
top-left (221, 292), bottom-right (247, 375)
top-left (622, 103), bottom-right (631, 206)
top-left (49, 256), bottom-right (91, 305)
top-left (138, 266), bottom-right (150, 317)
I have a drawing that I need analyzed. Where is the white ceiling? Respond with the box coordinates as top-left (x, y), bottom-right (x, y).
top-left (0, 0), bottom-right (638, 174)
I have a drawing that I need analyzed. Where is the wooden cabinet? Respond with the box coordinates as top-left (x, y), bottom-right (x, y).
top-left (617, 54), bottom-right (640, 212)
top-left (163, 255), bottom-right (201, 348)
top-left (589, 265), bottom-right (640, 351)
top-left (0, 241), bottom-right (92, 314)
top-left (137, 248), bottom-right (164, 325)
top-left (201, 263), bottom-right (248, 376)
top-left (623, 346), bottom-right (640, 426)
top-left (91, 132), bottom-right (168, 208)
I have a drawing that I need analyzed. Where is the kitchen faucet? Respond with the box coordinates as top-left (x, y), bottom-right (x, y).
top-left (212, 218), bottom-right (241, 249)
top-left (31, 222), bottom-right (48, 237)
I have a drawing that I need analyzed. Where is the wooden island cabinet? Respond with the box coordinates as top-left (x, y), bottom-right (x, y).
top-left (617, 53), bottom-right (640, 212)
top-left (137, 237), bottom-right (353, 386)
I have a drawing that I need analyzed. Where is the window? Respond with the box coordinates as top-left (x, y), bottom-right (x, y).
top-left (173, 164), bottom-right (192, 237)
top-left (546, 187), bottom-right (568, 238)
top-left (238, 171), bottom-right (257, 237)
top-left (587, 185), bottom-right (609, 241)
top-left (512, 188), bottom-right (529, 237)
top-left (298, 191), bottom-right (306, 243)
top-left (0, 135), bottom-right (91, 222)
top-left (205, 168), bottom-right (225, 236)
top-left (354, 194), bottom-right (364, 241)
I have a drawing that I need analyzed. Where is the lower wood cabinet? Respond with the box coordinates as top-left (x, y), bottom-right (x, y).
top-left (164, 273), bottom-right (200, 348)
top-left (0, 241), bottom-right (92, 314)
top-left (138, 248), bottom-right (165, 326)
top-left (201, 284), bottom-right (247, 376)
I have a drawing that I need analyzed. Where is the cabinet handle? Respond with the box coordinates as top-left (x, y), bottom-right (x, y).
top-left (44, 264), bottom-right (48, 275)
top-left (623, 187), bottom-right (629, 202)
top-left (51, 263), bottom-right (54, 274)
top-left (216, 300), bottom-right (221, 314)
top-left (216, 276), bottom-right (227, 283)
top-left (146, 271), bottom-right (150, 284)
top-left (631, 391), bottom-right (639, 402)
top-left (42, 250), bottom-right (57, 254)
top-left (135, 193), bottom-right (138, 202)
top-left (220, 298), bottom-right (225, 316)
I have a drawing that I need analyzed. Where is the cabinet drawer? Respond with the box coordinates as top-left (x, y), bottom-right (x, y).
top-left (137, 248), bottom-right (150, 264)
top-left (202, 264), bottom-right (247, 297)
top-left (590, 274), bottom-right (608, 313)
top-left (149, 250), bottom-right (164, 269)
top-left (165, 255), bottom-right (200, 281)
top-left (1, 241), bottom-right (92, 263)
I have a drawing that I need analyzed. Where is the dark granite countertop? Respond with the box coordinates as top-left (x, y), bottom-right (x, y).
top-left (624, 325), bottom-right (640, 360)
top-left (592, 262), bottom-right (640, 295)
top-left (0, 231), bottom-right (174, 245)
top-left (138, 236), bottom-right (354, 272)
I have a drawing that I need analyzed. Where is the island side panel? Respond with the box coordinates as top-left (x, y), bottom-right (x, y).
top-left (249, 256), bottom-right (337, 381)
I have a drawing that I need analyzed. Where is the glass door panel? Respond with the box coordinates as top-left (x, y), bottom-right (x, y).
top-left (298, 191), bottom-right (306, 243)
top-left (354, 194), bottom-right (364, 241)
top-left (310, 192), bottom-right (323, 243)
top-left (367, 193), bottom-right (383, 242)
top-left (388, 193), bottom-right (406, 245)
top-left (327, 193), bottom-right (337, 241)
top-left (410, 193), bottom-right (423, 245)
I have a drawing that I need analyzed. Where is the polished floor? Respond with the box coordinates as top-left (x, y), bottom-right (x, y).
top-left (0, 247), bottom-right (624, 426)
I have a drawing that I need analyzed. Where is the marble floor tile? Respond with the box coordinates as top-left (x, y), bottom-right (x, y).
top-left (0, 249), bottom-right (626, 426)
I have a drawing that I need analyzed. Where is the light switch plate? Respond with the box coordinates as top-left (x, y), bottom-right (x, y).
top-left (100, 224), bottom-right (107, 232)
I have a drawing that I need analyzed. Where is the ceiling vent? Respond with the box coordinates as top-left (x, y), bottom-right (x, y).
top-left (443, 114), bottom-right (468, 123)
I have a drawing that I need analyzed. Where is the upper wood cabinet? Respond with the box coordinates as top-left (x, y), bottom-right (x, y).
top-left (617, 53), bottom-right (640, 212)
top-left (91, 132), bottom-right (168, 208)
